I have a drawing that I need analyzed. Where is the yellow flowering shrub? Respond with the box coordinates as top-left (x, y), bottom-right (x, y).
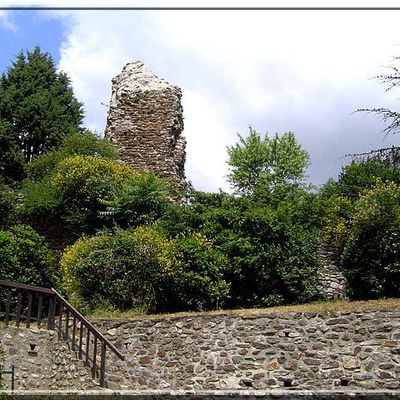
top-left (60, 226), bottom-right (176, 310)
top-left (52, 155), bottom-right (135, 195)
top-left (321, 195), bottom-right (353, 247)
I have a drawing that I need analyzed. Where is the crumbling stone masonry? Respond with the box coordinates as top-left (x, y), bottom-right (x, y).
top-left (104, 61), bottom-right (186, 191)
top-left (318, 243), bottom-right (348, 299)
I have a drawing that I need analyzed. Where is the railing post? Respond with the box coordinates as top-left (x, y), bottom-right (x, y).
top-left (79, 322), bottom-right (84, 359)
top-left (92, 336), bottom-right (98, 379)
top-left (4, 290), bottom-right (11, 326)
top-left (65, 310), bottom-right (70, 339)
top-left (85, 329), bottom-right (90, 366)
top-left (11, 365), bottom-right (15, 392)
top-left (72, 315), bottom-right (77, 351)
top-left (47, 296), bottom-right (56, 330)
top-left (37, 295), bottom-right (43, 328)
top-left (58, 303), bottom-right (64, 340)
top-left (99, 341), bottom-right (107, 387)
top-left (26, 293), bottom-right (32, 328)
top-left (15, 292), bottom-right (22, 327)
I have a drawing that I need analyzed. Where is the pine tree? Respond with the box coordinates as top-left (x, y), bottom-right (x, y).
top-left (0, 46), bottom-right (84, 182)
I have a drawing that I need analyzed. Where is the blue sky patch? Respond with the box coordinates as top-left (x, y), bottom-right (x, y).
top-left (0, 11), bottom-right (64, 74)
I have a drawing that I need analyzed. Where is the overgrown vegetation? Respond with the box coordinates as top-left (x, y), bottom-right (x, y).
top-left (0, 47), bottom-right (400, 315)
top-left (0, 47), bottom-right (83, 183)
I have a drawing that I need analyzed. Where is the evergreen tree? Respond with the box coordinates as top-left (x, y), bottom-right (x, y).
top-left (0, 46), bottom-right (83, 182)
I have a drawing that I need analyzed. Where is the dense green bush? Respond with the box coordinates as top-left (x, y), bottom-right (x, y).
top-left (165, 233), bottom-right (230, 311)
top-left (61, 226), bottom-right (175, 311)
top-left (100, 173), bottom-right (170, 228)
top-left (61, 226), bottom-right (230, 312)
top-left (21, 155), bottom-right (135, 232)
top-left (341, 181), bottom-right (400, 299)
top-left (21, 131), bottom-right (120, 223)
top-left (26, 130), bottom-right (118, 181)
top-left (161, 191), bottom-right (321, 308)
top-left (0, 183), bottom-right (16, 229)
top-left (22, 152), bottom-right (171, 235)
top-left (0, 225), bottom-right (55, 287)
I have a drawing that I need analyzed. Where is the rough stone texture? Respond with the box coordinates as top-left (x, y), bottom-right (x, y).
top-left (92, 310), bottom-right (400, 391)
top-left (3, 390), bottom-right (400, 400)
top-left (318, 243), bottom-right (348, 299)
top-left (3, 309), bottom-right (400, 392)
top-left (0, 327), bottom-right (99, 391)
top-left (104, 61), bottom-right (186, 191)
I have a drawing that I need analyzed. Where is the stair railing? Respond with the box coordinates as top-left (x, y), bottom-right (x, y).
top-left (0, 279), bottom-right (124, 387)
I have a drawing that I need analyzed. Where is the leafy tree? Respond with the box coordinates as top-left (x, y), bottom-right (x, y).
top-left (0, 225), bottom-right (55, 287)
top-left (227, 128), bottom-right (310, 196)
top-left (316, 158), bottom-right (400, 246)
top-left (0, 46), bottom-right (83, 182)
top-left (26, 130), bottom-right (118, 181)
top-left (0, 120), bottom-right (24, 182)
top-left (0, 182), bottom-right (17, 230)
top-left (341, 181), bottom-right (400, 299)
top-left (337, 158), bottom-right (400, 199)
top-left (160, 191), bottom-right (321, 308)
top-left (167, 233), bottom-right (230, 311)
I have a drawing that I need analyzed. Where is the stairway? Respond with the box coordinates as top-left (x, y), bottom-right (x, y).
top-left (0, 280), bottom-right (124, 389)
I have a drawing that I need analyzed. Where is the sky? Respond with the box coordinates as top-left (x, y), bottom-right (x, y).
top-left (1, 2), bottom-right (400, 192)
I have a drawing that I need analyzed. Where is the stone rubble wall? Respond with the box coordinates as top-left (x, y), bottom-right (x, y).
top-left (96, 309), bottom-right (400, 391)
top-left (3, 309), bottom-right (400, 392)
top-left (104, 61), bottom-right (186, 192)
top-left (3, 390), bottom-right (400, 400)
top-left (318, 243), bottom-right (348, 299)
top-left (0, 327), bottom-right (99, 391)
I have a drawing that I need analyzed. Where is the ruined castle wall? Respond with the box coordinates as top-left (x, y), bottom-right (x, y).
top-left (318, 243), bottom-right (348, 299)
top-left (104, 62), bottom-right (186, 191)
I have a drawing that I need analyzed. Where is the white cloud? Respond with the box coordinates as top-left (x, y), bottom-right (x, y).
top-left (46, 9), bottom-right (400, 191)
top-left (0, 11), bottom-right (16, 31)
top-left (4, 0), bottom-right (400, 7)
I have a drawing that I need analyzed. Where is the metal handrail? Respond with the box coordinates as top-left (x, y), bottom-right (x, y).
top-left (52, 289), bottom-right (124, 360)
top-left (0, 279), bottom-right (124, 387)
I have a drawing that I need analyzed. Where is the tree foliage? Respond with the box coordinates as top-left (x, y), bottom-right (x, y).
top-left (100, 173), bottom-right (170, 229)
top-left (160, 190), bottom-right (321, 308)
top-left (26, 130), bottom-right (118, 181)
top-left (61, 227), bottom-right (229, 312)
top-left (227, 128), bottom-right (310, 196)
top-left (0, 46), bottom-right (83, 182)
top-left (0, 225), bottom-right (55, 287)
top-left (341, 181), bottom-right (400, 299)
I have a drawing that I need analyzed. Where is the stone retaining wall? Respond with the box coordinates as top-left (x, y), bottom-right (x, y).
top-left (2, 308), bottom-right (400, 392)
top-left (0, 327), bottom-right (98, 391)
top-left (2, 390), bottom-right (400, 400)
top-left (95, 309), bottom-right (400, 391)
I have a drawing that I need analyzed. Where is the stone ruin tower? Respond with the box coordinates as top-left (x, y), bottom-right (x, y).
top-left (104, 61), bottom-right (186, 191)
